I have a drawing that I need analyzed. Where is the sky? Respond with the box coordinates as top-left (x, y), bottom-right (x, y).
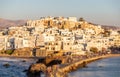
top-left (0, 0), bottom-right (120, 26)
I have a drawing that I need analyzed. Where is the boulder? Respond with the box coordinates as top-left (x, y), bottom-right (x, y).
top-left (27, 63), bottom-right (46, 77)
top-left (3, 63), bottom-right (10, 68)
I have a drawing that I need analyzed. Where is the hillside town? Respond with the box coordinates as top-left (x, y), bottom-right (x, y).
top-left (0, 16), bottom-right (120, 57)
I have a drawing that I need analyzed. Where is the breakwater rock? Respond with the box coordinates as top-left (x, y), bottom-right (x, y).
top-left (27, 63), bottom-right (46, 77)
top-left (27, 57), bottom-right (62, 77)
top-left (3, 63), bottom-right (10, 68)
top-left (59, 56), bottom-right (102, 73)
top-left (59, 54), bottom-right (120, 74)
top-left (26, 54), bottom-right (120, 77)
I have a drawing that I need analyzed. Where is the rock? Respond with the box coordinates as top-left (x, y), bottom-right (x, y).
top-left (84, 66), bottom-right (88, 68)
top-left (23, 69), bottom-right (28, 72)
top-left (21, 60), bottom-right (26, 62)
top-left (3, 63), bottom-right (10, 68)
top-left (99, 65), bottom-right (103, 68)
top-left (83, 61), bottom-right (87, 67)
top-left (27, 63), bottom-right (46, 77)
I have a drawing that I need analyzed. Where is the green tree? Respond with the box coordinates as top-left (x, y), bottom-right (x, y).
top-left (90, 47), bottom-right (98, 53)
top-left (5, 49), bottom-right (14, 55)
top-left (117, 31), bottom-right (120, 34)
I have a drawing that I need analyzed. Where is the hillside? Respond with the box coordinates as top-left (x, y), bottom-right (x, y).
top-left (101, 25), bottom-right (120, 30)
top-left (0, 18), bottom-right (26, 30)
top-left (0, 18), bottom-right (119, 31)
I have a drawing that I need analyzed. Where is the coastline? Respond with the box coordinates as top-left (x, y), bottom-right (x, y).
top-left (1, 53), bottom-right (120, 77)
top-left (0, 54), bottom-right (41, 59)
top-left (0, 53), bottom-right (120, 61)
top-left (57, 54), bottom-right (120, 76)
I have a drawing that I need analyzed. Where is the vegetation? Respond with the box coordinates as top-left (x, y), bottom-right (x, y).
top-left (103, 30), bottom-right (111, 37)
top-left (117, 31), bottom-right (120, 34)
top-left (102, 47), bottom-right (106, 52)
top-left (109, 46), bottom-right (120, 54)
top-left (5, 49), bottom-right (14, 55)
top-left (90, 47), bottom-right (98, 53)
top-left (0, 49), bottom-right (5, 54)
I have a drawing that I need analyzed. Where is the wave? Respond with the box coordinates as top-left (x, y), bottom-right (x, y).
top-left (0, 57), bottom-right (21, 62)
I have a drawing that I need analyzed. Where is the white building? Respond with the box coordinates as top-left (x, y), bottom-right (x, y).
top-left (0, 36), bottom-right (8, 50)
top-left (68, 17), bottom-right (77, 22)
top-left (43, 33), bottom-right (55, 42)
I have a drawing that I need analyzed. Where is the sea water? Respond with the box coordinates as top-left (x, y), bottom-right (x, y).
top-left (0, 57), bottom-right (120, 77)
top-left (0, 57), bottom-right (36, 77)
top-left (69, 56), bottom-right (120, 77)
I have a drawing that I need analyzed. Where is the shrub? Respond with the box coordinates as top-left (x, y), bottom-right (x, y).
top-left (0, 49), bottom-right (5, 54)
top-left (5, 49), bottom-right (14, 55)
top-left (90, 47), bottom-right (98, 53)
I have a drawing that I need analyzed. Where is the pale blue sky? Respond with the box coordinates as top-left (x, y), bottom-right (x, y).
top-left (0, 0), bottom-right (120, 26)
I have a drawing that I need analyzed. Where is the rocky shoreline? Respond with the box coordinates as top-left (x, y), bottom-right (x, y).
top-left (26, 54), bottom-right (120, 77)
top-left (53, 54), bottom-right (120, 77)
top-left (0, 54), bottom-right (41, 60)
top-left (1, 54), bottom-right (120, 77)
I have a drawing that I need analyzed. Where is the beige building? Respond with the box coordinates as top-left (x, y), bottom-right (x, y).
top-left (0, 36), bottom-right (8, 50)
top-left (45, 41), bottom-right (62, 52)
top-left (114, 35), bottom-right (120, 46)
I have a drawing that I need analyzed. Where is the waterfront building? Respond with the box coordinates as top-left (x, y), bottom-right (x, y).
top-left (68, 17), bottom-right (77, 22)
top-left (0, 36), bottom-right (8, 50)
top-left (114, 35), bottom-right (120, 46)
top-left (0, 16), bottom-right (119, 57)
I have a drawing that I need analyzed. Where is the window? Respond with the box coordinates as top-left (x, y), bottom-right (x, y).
top-left (46, 47), bottom-right (49, 50)
top-left (49, 43), bottom-right (51, 45)
top-left (52, 47), bottom-right (55, 50)
top-left (55, 43), bottom-right (58, 45)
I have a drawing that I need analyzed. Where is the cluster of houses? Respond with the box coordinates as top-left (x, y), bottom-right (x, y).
top-left (0, 16), bottom-right (120, 56)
